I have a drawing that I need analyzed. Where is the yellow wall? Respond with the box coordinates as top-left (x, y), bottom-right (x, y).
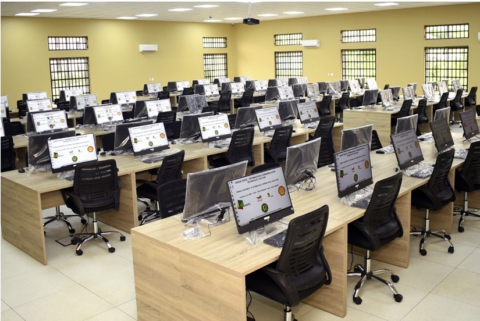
top-left (1, 17), bottom-right (237, 101)
top-left (234, 3), bottom-right (480, 92)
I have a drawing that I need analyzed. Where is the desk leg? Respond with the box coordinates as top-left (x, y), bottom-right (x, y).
top-left (253, 143), bottom-right (264, 168)
top-left (1, 178), bottom-right (47, 265)
top-left (182, 156), bottom-right (208, 177)
top-left (132, 231), bottom-right (247, 321)
top-left (171, 96), bottom-right (178, 107)
top-left (302, 225), bottom-right (347, 317)
top-left (371, 192), bottom-right (411, 268)
top-left (230, 99), bottom-right (236, 114)
top-left (95, 173), bottom-right (138, 232)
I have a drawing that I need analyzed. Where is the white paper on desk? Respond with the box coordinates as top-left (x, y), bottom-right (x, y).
top-left (93, 104), bottom-right (124, 124)
top-left (27, 98), bottom-right (53, 112)
top-left (32, 110), bottom-right (68, 133)
top-left (146, 99), bottom-right (171, 118)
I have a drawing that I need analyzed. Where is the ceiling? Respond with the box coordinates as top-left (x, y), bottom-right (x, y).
top-left (1, 1), bottom-right (472, 24)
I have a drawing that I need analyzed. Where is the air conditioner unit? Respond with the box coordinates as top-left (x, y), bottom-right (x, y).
top-left (302, 40), bottom-right (320, 48)
top-left (139, 44), bottom-right (158, 52)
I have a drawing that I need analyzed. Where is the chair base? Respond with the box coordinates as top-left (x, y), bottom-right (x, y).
top-left (347, 250), bottom-right (402, 305)
top-left (138, 202), bottom-right (160, 225)
top-left (283, 306), bottom-right (297, 321)
top-left (72, 212), bottom-right (125, 255)
top-left (454, 192), bottom-right (480, 232)
top-left (43, 206), bottom-right (86, 234)
top-left (410, 210), bottom-right (454, 255)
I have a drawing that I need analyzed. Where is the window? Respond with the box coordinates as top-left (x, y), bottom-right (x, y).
top-left (48, 37), bottom-right (88, 51)
top-left (425, 47), bottom-right (468, 90)
top-left (275, 51), bottom-right (303, 79)
top-left (274, 33), bottom-right (303, 46)
top-left (425, 24), bottom-right (469, 40)
top-left (49, 58), bottom-right (91, 100)
top-left (203, 37), bottom-right (227, 48)
top-left (342, 49), bottom-right (376, 80)
top-left (203, 54), bottom-right (228, 82)
top-left (341, 29), bottom-right (376, 43)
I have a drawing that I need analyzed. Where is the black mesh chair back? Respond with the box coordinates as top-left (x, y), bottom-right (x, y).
top-left (319, 95), bottom-right (332, 116)
top-left (7, 121), bottom-right (25, 136)
top-left (460, 141), bottom-right (480, 186)
top-left (73, 159), bottom-right (120, 212)
top-left (398, 100), bottom-right (413, 118)
top-left (362, 172), bottom-right (403, 243)
top-left (163, 86), bottom-right (168, 91)
top-left (435, 92), bottom-right (449, 112)
top-left (173, 120), bottom-right (182, 139)
top-left (136, 90), bottom-right (143, 97)
top-left (156, 111), bottom-right (176, 139)
top-left (350, 98), bottom-right (361, 108)
top-left (228, 114), bottom-right (237, 129)
top-left (428, 148), bottom-right (455, 197)
top-left (371, 130), bottom-right (383, 151)
top-left (156, 150), bottom-right (185, 185)
top-left (251, 163), bottom-right (280, 174)
top-left (157, 179), bottom-right (187, 219)
top-left (1, 136), bottom-right (16, 172)
top-left (312, 116), bottom-right (335, 139)
top-left (317, 139), bottom-right (335, 168)
top-left (266, 126), bottom-right (293, 162)
top-left (384, 84), bottom-right (390, 90)
top-left (276, 205), bottom-right (331, 289)
top-left (101, 99), bottom-right (110, 104)
top-left (217, 91), bottom-right (232, 113)
top-left (465, 87), bottom-right (477, 107)
top-left (240, 91), bottom-right (254, 108)
top-left (182, 87), bottom-right (194, 95)
top-left (416, 99), bottom-right (429, 124)
top-left (202, 106), bottom-right (218, 115)
top-left (450, 89), bottom-right (464, 111)
top-left (338, 92), bottom-right (350, 111)
top-left (101, 133), bottom-right (115, 152)
top-left (17, 101), bottom-right (27, 117)
top-left (226, 128), bottom-right (255, 164)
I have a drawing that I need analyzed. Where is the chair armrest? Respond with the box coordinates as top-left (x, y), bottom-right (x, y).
top-left (351, 220), bottom-right (382, 251)
top-left (66, 191), bottom-right (85, 217)
top-left (319, 246), bottom-right (332, 285)
top-left (262, 266), bottom-right (301, 307)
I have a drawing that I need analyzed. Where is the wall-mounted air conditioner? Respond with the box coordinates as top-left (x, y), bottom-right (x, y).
top-left (302, 40), bottom-right (320, 48)
top-left (139, 44), bottom-right (158, 52)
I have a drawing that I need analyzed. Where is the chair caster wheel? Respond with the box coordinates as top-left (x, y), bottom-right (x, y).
top-left (81, 219), bottom-right (87, 224)
top-left (69, 229), bottom-right (75, 234)
top-left (394, 294), bottom-right (403, 302)
top-left (444, 235), bottom-right (451, 240)
top-left (420, 249), bottom-right (427, 256)
top-left (76, 249), bottom-right (83, 256)
top-left (353, 296), bottom-right (362, 305)
top-left (138, 215), bottom-right (143, 221)
top-left (120, 236), bottom-right (126, 242)
top-left (458, 226), bottom-right (464, 233)
top-left (448, 246), bottom-right (454, 253)
top-left (354, 265), bottom-right (362, 273)
top-left (109, 248), bottom-right (115, 253)
top-left (391, 275), bottom-right (400, 283)
top-left (44, 231), bottom-right (46, 235)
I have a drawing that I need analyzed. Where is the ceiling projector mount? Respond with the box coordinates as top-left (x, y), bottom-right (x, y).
top-left (243, 1), bottom-right (260, 25)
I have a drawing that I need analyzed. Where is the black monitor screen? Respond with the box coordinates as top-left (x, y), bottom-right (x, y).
top-left (134, 99), bottom-right (158, 118)
top-left (390, 87), bottom-right (401, 100)
top-left (391, 129), bottom-right (424, 170)
top-left (114, 119), bottom-right (154, 152)
top-left (235, 106), bottom-right (262, 129)
top-left (179, 112), bottom-right (214, 139)
top-left (28, 130), bottom-right (76, 167)
top-left (279, 100), bottom-right (299, 122)
top-left (334, 144), bottom-right (373, 198)
top-left (285, 138), bottom-right (321, 187)
top-left (362, 89), bottom-right (379, 106)
top-left (430, 118), bottom-right (454, 153)
top-left (341, 125), bottom-right (373, 151)
top-left (459, 109), bottom-right (480, 140)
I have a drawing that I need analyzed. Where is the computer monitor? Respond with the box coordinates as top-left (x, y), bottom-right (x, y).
top-left (408, 83), bottom-right (417, 97)
top-left (328, 81), bottom-right (341, 96)
top-left (341, 124), bottom-right (373, 151)
top-left (356, 78), bottom-right (366, 89)
top-left (30, 110), bottom-right (68, 134)
top-left (28, 130), bottom-right (76, 167)
top-left (362, 89), bottom-right (379, 107)
top-left (221, 83), bottom-right (232, 92)
top-left (380, 89), bottom-right (394, 107)
top-left (214, 78), bottom-right (231, 88)
top-left (0, 121), bottom-right (4, 137)
top-left (255, 107), bottom-right (282, 132)
top-left (268, 79), bottom-right (288, 88)
top-left (265, 87), bottom-right (280, 101)
top-left (26, 109), bottom-right (56, 132)
top-left (430, 118), bottom-right (454, 153)
top-left (437, 81), bottom-right (448, 96)
top-left (26, 98), bottom-right (53, 112)
top-left (179, 112), bottom-right (214, 139)
top-left (348, 80), bottom-right (362, 95)
top-left (278, 87), bottom-right (294, 100)
top-left (318, 82), bottom-right (328, 95)
top-left (23, 92), bottom-right (48, 104)
top-left (178, 94), bottom-right (208, 113)
top-left (183, 161), bottom-right (248, 220)
top-left (459, 109), bottom-right (479, 140)
top-left (143, 99), bottom-right (172, 119)
top-left (128, 122), bottom-right (170, 156)
top-left (167, 81), bottom-right (190, 92)
top-left (60, 89), bottom-right (83, 102)
top-left (402, 86), bottom-right (415, 102)
top-left (452, 79), bottom-right (462, 93)
top-left (1, 95), bottom-right (9, 118)
top-left (285, 138), bottom-right (321, 187)
top-left (390, 87), bottom-right (401, 101)
top-left (143, 83), bottom-right (162, 96)
top-left (234, 77), bottom-right (251, 84)
top-left (396, 114), bottom-right (418, 134)
top-left (428, 81), bottom-right (438, 91)
top-left (48, 133), bottom-right (98, 173)
top-left (70, 94), bottom-right (98, 111)
top-left (366, 79), bottom-right (378, 90)
top-left (292, 84), bottom-right (306, 98)
top-left (253, 80), bottom-right (268, 92)
top-left (297, 101), bottom-right (320, 124)
top-left (306, 83), bottom-right (320, 98)
top-left (434, 107), bottom-right (450, 122)
top-left (114, 91), bottom-right (136, 107)
top-left (235, 106), bottom-right (263, 129)
top-left (93, 105), bottom-right (124, 125)
top-left (340, 80), bottom-right (349, 92)
top-left (391, 129), bottom-right (424, 170)
top-left (278, 100), bottom-right (299, 122)
top-left (113, 119), bottom-right (154, 152)
top-left (198, 114), bottom-right (232, 143)
top-left (334, 144), bottom-right (373, 198)
top-left (192, 79), bottom-right (210, 87)
top-left (228, 166), bottom-right (294, 234)
top-left (133, 99), bottom-right (159, 118)
top-left (83, 105), bottom-right (112, 126)
top-left (422, 84), bottom-right (435, 101)
top-left (230, 82), bottom-right (245, 95)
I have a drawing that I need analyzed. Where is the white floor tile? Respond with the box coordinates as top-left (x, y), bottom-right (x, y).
top-left (84, 308), bottom-right (135, 321)
top-left (117, 299), bottom-right (137, 320)
top-left (1, 250), bottom-right (45, 280)
top-left (449, 224), bottom-right (480, 247)
top-left (1, 309), bottom-right (24, 321)
top-left (432, 269), bottom-right (480, 307)
top-left (1, 240), bottom-right (21, 256)
top-left (458, 248), bottom-right (480, 274)
top-left (301, 305), bottom-right (386, 321)
top-left (1, 300), bottom-right (11, 312)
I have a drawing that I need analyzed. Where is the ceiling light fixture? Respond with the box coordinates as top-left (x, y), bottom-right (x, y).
top-left (15, 12), bottom-right (40, 16)
top-left (258, 14), bottom-right (278, 17)
top-left (224, 17), bottom-right (243, 20)
top-left (204, 19), bottom-right (222, 22)
top-left (194, 5), bottom-right (219, 8)
top-left (168, 8), bottom-right (193, 12)
top-left (31, 9), bottom-right (58, 13)
top-left (325, 8), bottom-right (348, 11)
top-left (374, 3), bottom-right (399, 6)
top-left (136, 14), bottom-right (158, 17)
top-left (59, 3), bottom-right (89, 6)
top-left (283, 11), bottom-right (304, 14)
top-left (117, 17), bottom-right (138, 20)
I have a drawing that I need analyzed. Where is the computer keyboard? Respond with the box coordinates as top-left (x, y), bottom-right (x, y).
top-left (263, 230), bottom-right (287, 248)
top-left (141, 156), bottom-right (166, 163)
top-left (351, 195), bottom-right (372, 209)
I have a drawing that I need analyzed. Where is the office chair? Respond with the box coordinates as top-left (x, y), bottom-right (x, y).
top-left (201, 106), bottom-right (218, 115)
top-left (433, 92), bottom-right (449, 114)
top-left (335, 92), bottom-right (350, 122)
top-left (310, 116), bottom-right (335, 140)
top-left (209, 128), bottom-right (255, 168)
top-left (449, 89), bottom-right (464, 126)
top-left (101, 99), bottom-right (110, 104)
top-left (228, 114), bottom-right (237, 129)
top-left (137, 150), bottom-right (185, 225)
top-left (101, 133), bottom-right (115, 152)
top-left (136, 90), bottom-right (143, 97)
top-left (391, 99), bottom-right (413, 127)
top-left (212, 91), bottom-right (232, 113)
top-left (454, 142), bottom-right (480, 232)
top-left (371, 130), bottom-right (383, 151)
top-left (238, 90), bottom-right (254, 108)
top-left (246, 205), bottom-right (331, 321)
top-left (348, 172), bottom-right (404, 305)
top-left (319, 95), bottom-right (333, 117)
top-left (464, 86), bottom-right (477, 108)
top-left (1, 136), bottom-right (15, 172)
top-left (157, 91), bottom-right (170, 100)
top-left (410, 149), bottom-right (455, 256)
top-left (63, 160), bottom-right (126, 255)
top-left (5, 121), bottom-right (25, 136)
top-left (182, 87), bottom-right (194, 95)
top-left (57, 101), bottom-right (70, 112)
top-left (415, 99), bottom-right (429, 136)
top-left (310, 116), bottom-right (336, 168)
top-left (156, 111), bottom-right (176, 139)
top-left (251, 163), bottom-right (280, 174)
top-left (264, 125), bottom-right (293, 163)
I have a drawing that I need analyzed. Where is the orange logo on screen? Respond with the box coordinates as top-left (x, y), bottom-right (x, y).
top-left (60, 119), bottom-right (65, 123)
top-left (276, 115), bottom-right (279, 119)
top-left (365, 161), bottom-right (370, 169)
top-left (414, 141), bottom-right (419, 148)
top-left (160, 133), bottom-right (165, 138)
top-left (87, 146), bottom-right (94, 152)
top-left (224, 123), bottom-right (229, 128)
top-left (117, 112), bottom-right (121, 115)
top-left (314, 109), bottom-right (317, 113)
top-left (278, 186), bottom-right (286, 196)
top-left (47, 105), bottom-right (51, 108)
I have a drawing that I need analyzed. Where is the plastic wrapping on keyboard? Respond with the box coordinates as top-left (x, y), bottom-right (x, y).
top-left (242, 220), bottom-right (289, 246)
top-left (434, 107), bottom-right (451, 122)
top-left (263, 129), bottom-right (275, 137)
top-left (340, 186), bottom-right (373, 207)
top-left (206, 138), bottom-right (231, 149)
top-left (418, 132), bottom-right (434, 143)
top-left (172, 137), bottom-right (202, 145)
top-left (403, 161), bottom-right (434, 177)
top-left (341, 124), bottom-right (373, 151)
top-left (57, 170), bottom-right (75, 181)
top-left (75, 123), bottom-right (97, 130)
top-left (304, 120), bottom-right (319, 129)
top-left (265, 87), bottom-right (280, 102)
top-left (180, 208), bottom-right (233, 241)
top-left (135, 148), bottom-right (181, 163)
top-left (396, 114), bottom-right (418, 134)
top-left (377, 145), bottom-right (395, 154)
top-left (454, 147), bottom-right (468, 159)
top-left (26, 163), bottom-right (51, 176)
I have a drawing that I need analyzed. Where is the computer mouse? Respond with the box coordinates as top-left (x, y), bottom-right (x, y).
top-left (100, 152), bottom-right (106, 156)
top-left (376, 150), bottom-right (385, 154)
top-left (18, 168), bottom-right (25, 173)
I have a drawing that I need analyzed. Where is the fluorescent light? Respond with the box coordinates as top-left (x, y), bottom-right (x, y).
top-left (283, 11), bottom-right (304, 14)
top-left (325, 8), bottom-right (348, 11)
top-left (168, 8), bottom-right (193, 12)
top-left (258, 13), bottom-right (278, 17)
top-left (31, 9), bottom-right (58, 13)
top-left (374, 2), bottom-right (399, 6)
top-left (117, 17), bottom-right (138, 20)
top-left (224, 17), bottom-right (243, 20)
top-left (194, 5), bottom-right (219, 8)
top-left (204, 19), bottom-right (222, 22)
top-left (136, 14), bottom-right (158, 17)
top-left (59, 3), bottom-right (89, 6)
top-left (15, 13), bottom-right (40, 16)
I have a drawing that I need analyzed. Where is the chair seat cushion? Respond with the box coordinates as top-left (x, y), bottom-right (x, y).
top-left (411, 186), bottom-right (453, 210)
top-left (65, 198), bottom-right (115, 215)
top-left (348, 221), bottom-right (401, 251)
top-left (137, 182), bottom-right (159, 201)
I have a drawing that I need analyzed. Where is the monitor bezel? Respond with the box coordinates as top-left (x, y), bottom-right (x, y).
top-left (235, 106), bottom-right (263, 129)
top-left (430, 118), bottom-right (454, 153)
top-left (334, 144), bottom-right (373, 198)
top-left (198, 114), bottom-right (232, 143)
top-left (254, 107), bottom-right (283, 132)
top-left (459, 109), bottom-right (480, 140)
top-left (49, 133), bottom-right (98, 173)
top-left (129, 123), bottom-right (170, 156)
top-left (390, 129), bottom-right (424, 170)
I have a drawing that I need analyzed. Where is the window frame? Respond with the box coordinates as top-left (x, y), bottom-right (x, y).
top-left (274, 33), bottom-right (303, 46)
top-left (203, 37), bottom-right (227, 49)
top-left (425, 46), bottom-right (469, 91)
top-left (48, 36), bottom-right (88, 51)
top-left (341, 29), bottom-right (376, 43)
top-left (341, 49), bottom-right (377, 80)
top-left (203, 53), bottom-right (228, 82)
top-left (49, 57), bottom-right (91, 100)
top-left (274, 51), bottom-right (303, 79)
top-left (424, 24), bottom-right (469, 40)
